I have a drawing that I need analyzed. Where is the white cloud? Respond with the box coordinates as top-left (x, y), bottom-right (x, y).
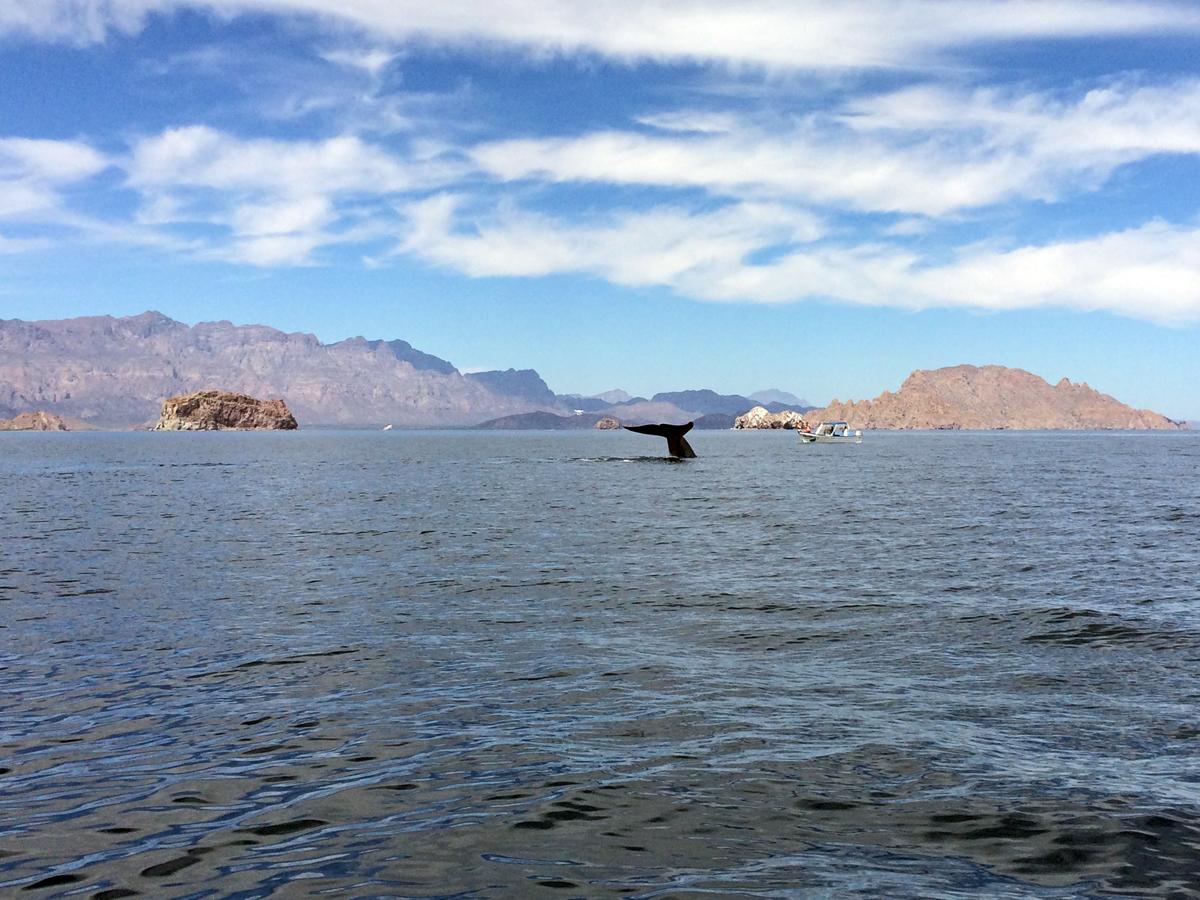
top-left (5, 1), bottom-right (1199, 69)
top-left (398, 194), bottom-right (1200, 324)
top-left (124, 125), bottom-right (467, 264)
top-left (843, 80), bottom-right (1200, 156)
top-left (636, 110), bottom-right (739, 134)
top-left (0, 0), bottom-right (154, 42)
top-left (229, 193), bottom-right (331, 236)
top-left (0, 137), bottom-right (108, 181)
top-left (908, 221), bottom-right (1200, 324)
top-left (128, 125), bottom-right (417, 193)
top-left (471, 128), bottom-right (1048, 216)
top-left (0, 233), bottom-right (53, 253)
top-left (720, 219), bottom-right (1200, 326)
top-left (402, 193), bottom-right (824, 285)
top-left (320, 47), bottom-right (397, 76)
top-left (0, 137), bottom-right (109, 219)
top-left (472, 78), bottom-right (1200, 216)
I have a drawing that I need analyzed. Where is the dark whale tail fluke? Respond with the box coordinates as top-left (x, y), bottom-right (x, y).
top-left (623, 421), bottom-right (696, 458)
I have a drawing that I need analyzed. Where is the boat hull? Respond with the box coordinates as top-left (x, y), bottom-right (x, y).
top-left (798, 433), bottom-right (862, 444)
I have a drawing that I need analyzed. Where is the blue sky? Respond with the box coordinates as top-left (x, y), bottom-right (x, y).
top-left (1, 2), bottom-right (1198, 418)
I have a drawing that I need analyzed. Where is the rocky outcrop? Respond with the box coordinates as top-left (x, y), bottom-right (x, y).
top-left (0, 411), bottom-right (85, 431)
top-left (594, 416), bottom-right (620, 429)
top-left (733, 406), bottom-right (810, 429)
top-left (808, 365), bottom-right (1183, 430)
top-left (153, 390), bottom-right (299, 431)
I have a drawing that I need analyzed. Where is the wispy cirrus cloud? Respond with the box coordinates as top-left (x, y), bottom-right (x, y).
top-left (5, 0), bottom-right (1200, 69)
top-left (473, 78), bottom-right (1200, 217)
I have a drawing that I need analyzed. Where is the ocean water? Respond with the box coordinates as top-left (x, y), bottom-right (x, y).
top-left (1, 429), bottom-right (1199, 899)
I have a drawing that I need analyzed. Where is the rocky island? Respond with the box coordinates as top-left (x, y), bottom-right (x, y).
top-left (799, 365), bottom-right (1183, 430)
top-left (153, 390), bottom-right (299, 431)
top-left (0, 411), bottom-right (88, 431)
top-left (733, 407), bottom-right (810, 429)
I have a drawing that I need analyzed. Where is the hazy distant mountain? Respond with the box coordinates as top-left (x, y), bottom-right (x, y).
top-left (7, 314), bottom-right (1176, 433)
top-left (477, 410), bottom-right (736, 430)
top-left (809, 365), bottom-right (1183, 430)
top-left (555, 394), bottom-right (612, 413)
top-left (0, 311), bottom-right (566, 426)
top-left (599, 399), bottom-right (694, 423)
top-left (465, 368), bottom-right (557, 405)
top-left (693, 413), bottom-right (737, 429)
top-left (749, 388), bottom-right (809, 407)
top-left (358, 338), bottom-right (458, 375)
top-left (592, 389), bottom-right (632, 404)
top-left (476, 410), bottom-right (608, 429)
top-left (650, 389), bottom-right (756, 416)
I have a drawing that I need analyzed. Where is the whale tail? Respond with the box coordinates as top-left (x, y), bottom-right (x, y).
top-left (623, 421), bottom-right (696, 458)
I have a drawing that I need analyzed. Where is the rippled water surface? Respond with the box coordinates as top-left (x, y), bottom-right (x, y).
top-left (2, 429), bottom-right (1200, 899)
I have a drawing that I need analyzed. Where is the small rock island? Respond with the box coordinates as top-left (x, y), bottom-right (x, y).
top-left (0, 411), bottom-right (82, 431)
top-left (733, 407), bottom-right (810, 430)
top-left (153, 390), bottom-right (299, 431)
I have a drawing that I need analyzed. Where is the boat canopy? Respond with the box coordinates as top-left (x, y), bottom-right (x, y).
top-left (814, 421), bottom-right (851, 436)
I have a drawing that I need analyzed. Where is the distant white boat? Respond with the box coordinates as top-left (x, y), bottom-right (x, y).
top-left (798, 421), bottom-right (862, 444)
top-left (382, 424), bottom-right (394, 431)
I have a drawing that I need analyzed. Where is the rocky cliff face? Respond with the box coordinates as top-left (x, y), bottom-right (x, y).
top-left (0, 312), bottom-right (566, 427)
top-left (153, 391), bottom-right (299, 431)
top-left (734, 406), bottom-right (810, 429)
top-left (809, 366), bottom-right (1183, 430)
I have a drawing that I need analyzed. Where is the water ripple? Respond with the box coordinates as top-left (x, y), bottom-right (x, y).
top-left (1, 430), bottom-right (1198, 897)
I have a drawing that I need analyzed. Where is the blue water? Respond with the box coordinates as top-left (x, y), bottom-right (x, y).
top-left (2, 430), bottom-right (1199, 898)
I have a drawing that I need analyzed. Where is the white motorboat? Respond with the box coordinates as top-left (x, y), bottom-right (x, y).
top-left (798, 421), bottom-right (862, 443)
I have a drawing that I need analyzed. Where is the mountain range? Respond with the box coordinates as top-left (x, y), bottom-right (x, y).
top-left (0, 312), bottom-right (1183, 430)
top-left (0, 312), bottom-right (806, 427)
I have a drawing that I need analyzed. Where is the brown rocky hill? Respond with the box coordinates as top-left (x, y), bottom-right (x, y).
top-left (809, 365), bottom-right (1183, 430)
top-left (0, 311), bottom-right (566, 427)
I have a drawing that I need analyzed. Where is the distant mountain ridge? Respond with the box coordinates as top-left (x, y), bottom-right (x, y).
top-left (0, 311), bottom-right (807, 428)
top-left (466, 368), bottom-right (558, 405)
top-left (3, 314), bottom-right (1178, 431)
top-left (0, 311), bottom-right (565, 426)
top-left (809, 365), bottom-right (1183, 430)
top-left (650, 389), bottom-right (758, 416)
top-left (749, 388), bottom-right (809, 407)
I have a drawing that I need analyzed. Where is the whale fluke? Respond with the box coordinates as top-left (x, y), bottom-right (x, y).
top-left (623, 421), bottom-right (696, 458)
